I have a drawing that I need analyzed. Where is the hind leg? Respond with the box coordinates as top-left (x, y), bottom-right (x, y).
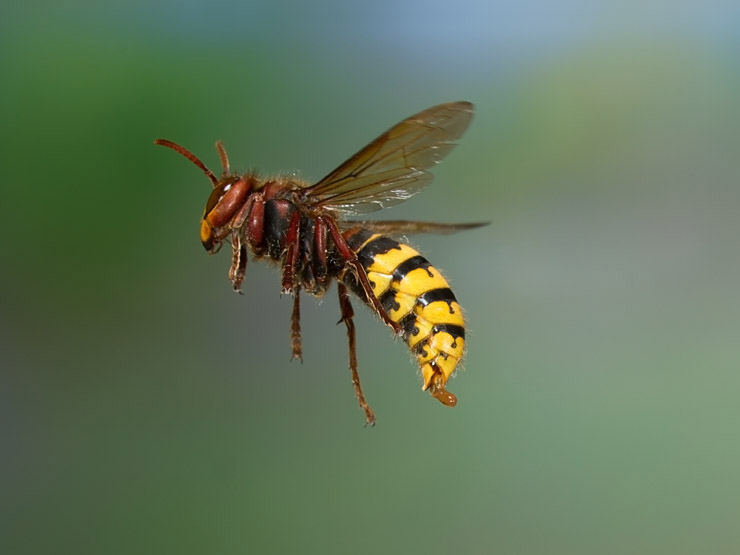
top-left (321, 216), bottom-right (401, 335)
top-left (337, 281), bottom-right (375, 426)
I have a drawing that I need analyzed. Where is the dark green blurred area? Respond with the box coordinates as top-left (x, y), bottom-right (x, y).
top-left (2, 2), bottom-right (740, 554)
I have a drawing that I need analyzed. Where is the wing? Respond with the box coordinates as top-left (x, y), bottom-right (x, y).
top-left (338, 220), bottom-right (488, 236)
top-left (305, 101), bottom-right (474, 215)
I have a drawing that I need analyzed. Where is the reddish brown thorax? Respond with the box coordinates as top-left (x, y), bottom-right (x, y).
top-left (260, 181), bottom-right (286, 201)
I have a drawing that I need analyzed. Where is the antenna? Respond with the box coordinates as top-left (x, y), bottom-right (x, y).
top-left (215, 140), bottom-right (230, 175)
top-left (154, 139), bottom-right (218, 187)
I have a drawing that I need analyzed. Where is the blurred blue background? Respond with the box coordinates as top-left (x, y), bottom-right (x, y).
top-left (2, 1), bottom-right (740, 553)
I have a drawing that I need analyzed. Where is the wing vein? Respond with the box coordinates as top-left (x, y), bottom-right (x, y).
top-left (304, 101), bottom-right (474, 216)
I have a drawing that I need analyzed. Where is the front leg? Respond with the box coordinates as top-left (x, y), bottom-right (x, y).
top-left (228, 229), bottom-right (248, 293)
top-left (227, 195), bottom-right (256, 293)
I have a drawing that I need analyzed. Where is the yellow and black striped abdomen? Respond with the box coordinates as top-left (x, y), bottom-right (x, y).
top-left (344, 229), bottom-right (465, 403)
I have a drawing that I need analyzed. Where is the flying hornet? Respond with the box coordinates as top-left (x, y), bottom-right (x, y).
top-left (155, 101), bottom-right (485, 425)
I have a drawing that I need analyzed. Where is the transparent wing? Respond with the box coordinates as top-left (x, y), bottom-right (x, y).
top-left (305, 101), bottom-right (474, 215)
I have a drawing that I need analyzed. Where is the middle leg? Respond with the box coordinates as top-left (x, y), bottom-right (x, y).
top-left (281, 211), bottom-right (302, 295)
top-left (290, 288), bottom-right (303, 362)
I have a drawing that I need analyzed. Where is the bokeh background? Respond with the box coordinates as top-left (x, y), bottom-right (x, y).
top-left (2, 1), bottom-right (740, 554)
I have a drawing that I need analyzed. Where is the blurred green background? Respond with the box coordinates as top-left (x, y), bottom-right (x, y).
top-left (2, 1), bottom-right (740, 554)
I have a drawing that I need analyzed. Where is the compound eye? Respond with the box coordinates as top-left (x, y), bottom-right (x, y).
top-left (205, 178), bottom-right (251, 229)
top-left (204, 181), bottom-right (233, 218)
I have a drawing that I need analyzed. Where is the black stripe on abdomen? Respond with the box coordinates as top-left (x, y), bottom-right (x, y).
top-left (356, 236), bottom-right (401, 268)
top-left (379, 288), bottom-right (400, 313)
top-left (432, 323), bottom-right (465, 341)
top-left (418, 287), bottom-right (457, 306)
top-left (392, 255), bottom-right (432, 282)
top-left (399, 312), bottom-right (420, 341)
